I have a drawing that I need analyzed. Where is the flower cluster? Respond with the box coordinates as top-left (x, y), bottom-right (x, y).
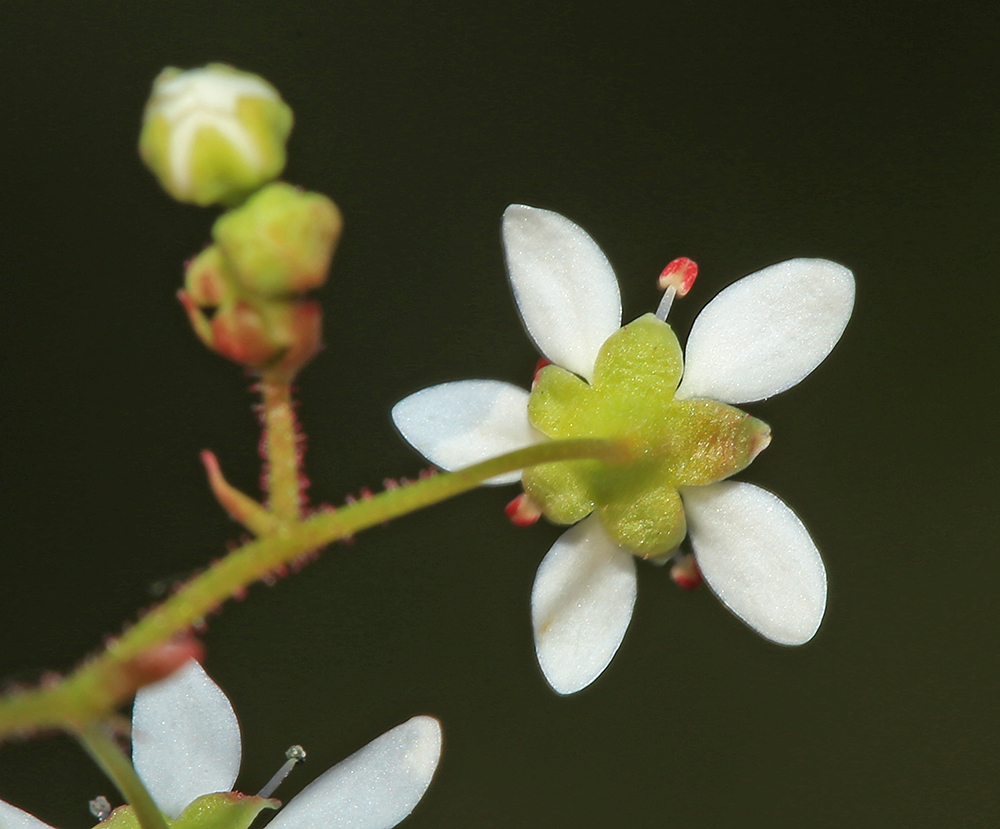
top-left (393, 205), bottom-right (854, 694)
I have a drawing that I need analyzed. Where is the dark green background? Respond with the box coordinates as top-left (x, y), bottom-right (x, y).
top-left (2, 2), bottom-right (996, 827)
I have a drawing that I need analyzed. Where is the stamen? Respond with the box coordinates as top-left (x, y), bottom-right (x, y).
top-left (656, 257), bottom-right (699, 321)
top-left (654, 286), bottom-right (676, 321)
top-left (257, 745), bottom-right (306, 798)
top-left (89, 796), bottom-right (111, 822)
top-left (668, 552), bottom-right (703, 591)
top-left (505, 492), bottom-right (542, 527)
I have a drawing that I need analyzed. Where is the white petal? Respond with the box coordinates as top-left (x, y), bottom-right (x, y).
top-left (681, 482), bottom-right (827, 645)
top-left (531, 516), bottom-right (637, 695)
top-left (502, 205), bottom-right (622, 382)
top-left (676, 258), bottom-right (855, 403)
top-left (267, 716), bottom-right (442, 829)
top-left (391, 380), bottom-right (540, 485)
top-left (0, 800), bottom-right (57, 829)
top-left (132, 659), bottom-right (241, 819)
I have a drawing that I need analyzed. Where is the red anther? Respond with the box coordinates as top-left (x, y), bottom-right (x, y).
top-left (124, 634), bottom-right (205, 691)
top-left (669, 553), bottom-right (703, 591)
top-left (532, 358), bottom-right (552, 388)
top-left (505, 493), bottom-right (543, 527)
top-left (658, 257), bottom-right (699, 297)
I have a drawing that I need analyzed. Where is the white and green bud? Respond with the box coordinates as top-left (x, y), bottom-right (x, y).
top-left (139, 64), bottom-right (293, 206)
top-left (212, 182), bottom-right (343, 297)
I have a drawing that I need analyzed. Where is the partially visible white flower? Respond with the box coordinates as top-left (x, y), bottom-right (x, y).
top-left (0, 660), bottom-right (441, 829)
top-left (393, 205), bottom-right (854, 694)
top-left (139, 64), bottom-right (293, 206)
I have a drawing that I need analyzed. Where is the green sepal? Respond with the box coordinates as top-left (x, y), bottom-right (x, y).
top-left (524, 313), bottom-right (770, 556)
top-left (592, 313), bottom-right (684, 397)
top-left (98, 793), bottom-right (277, 829)
top-left (172, 793), bottom-right (278, 829)
top-left (184, 246), bottom-right (240, 308)
top-left (213, 183), bottom-right (343, 297)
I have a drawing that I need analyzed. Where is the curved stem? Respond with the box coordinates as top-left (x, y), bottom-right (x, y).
top-left (76, 724), bottom-right (169, 829)
top-left (0, 437), bottom-right (626, 737)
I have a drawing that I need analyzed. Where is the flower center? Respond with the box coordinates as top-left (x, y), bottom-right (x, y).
top-left (523, 314), bottom-right (769, 556)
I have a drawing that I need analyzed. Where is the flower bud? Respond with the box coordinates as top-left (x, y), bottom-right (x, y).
top-left (139, 64), bottom-right (293, 206)
top-left (212, 183), bottom-right (343, 297)
top-left (184, 245), bottom-right (238, 308)
top-left (178, 290), bottom-right (322, 380)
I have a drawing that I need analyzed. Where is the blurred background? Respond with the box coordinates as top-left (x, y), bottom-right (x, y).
top-left (1, 1), bottom-right (997, 827)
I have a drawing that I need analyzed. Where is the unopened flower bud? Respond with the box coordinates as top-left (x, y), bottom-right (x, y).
top-left (184, 246), bottom-right (238, 308)
top-left (212, 183), bottom-right (343, 297)
top-left (139, 64), bottom-right (293, 206)
top-left (210, 299), bottom-right (285, 368)
top-left (264, 299), bottom-right (324, 382)
top-left (179, 290), bottom-right (323, 380)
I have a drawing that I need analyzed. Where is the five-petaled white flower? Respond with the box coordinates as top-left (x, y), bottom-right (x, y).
top-left (0, 660), bottom-right (441, 829)
top-left (392, 205), bottom-right (855, 695)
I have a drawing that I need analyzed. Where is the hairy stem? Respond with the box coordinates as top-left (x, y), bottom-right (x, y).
top-left (0, 437), bottom-right (626, 737)
top-left (259, 379), bottom-right (302, 522)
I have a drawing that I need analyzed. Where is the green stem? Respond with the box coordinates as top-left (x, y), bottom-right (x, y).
top-left (76, 724), bottom-right (170, 829)
top-left (0, 437), bottom-right (626, 737)
top-left (259, 379), bottom-right (301, 522)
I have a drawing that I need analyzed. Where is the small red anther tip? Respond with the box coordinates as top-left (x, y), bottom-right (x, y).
top-left (669, 553), bottom-right (703, 591)
top-left (505, 493), bottom-right (542, 527)
top-left (658, 257), bottom-right (699, 297)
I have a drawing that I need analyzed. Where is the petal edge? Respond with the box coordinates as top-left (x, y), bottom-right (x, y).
top-left (132, 659), bottom-right (242, 819)
top-left (391, 380), bottom-right (539, 485)
top-left (503, 205), bottom-right (622, 381)
top-left (531, 516), bottom-right (637, 694)
top-left (681, 482), bottom-right (827, 645)
top-left (676, 258), bottom-right (854, 403)
top-left (267, 716), bottom-right (442, 829)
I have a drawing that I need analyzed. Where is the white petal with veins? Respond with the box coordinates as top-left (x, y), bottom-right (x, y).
top-left (0, 800), bottom-right (57, 829)
top-left (676, 258), bottom-right (854, 403)
top-left (132, 660), bottom-right (241, 819)
top-left (268, 716), bottom-right (442, 829)
top-left (681, 482), bottom-right (827, 645)
top-left (531, 515), bottom-right (637, 695)
top-left (392, 380), bottom-right (540, 485)
top-left (503, 205), bottom-right (621, 382)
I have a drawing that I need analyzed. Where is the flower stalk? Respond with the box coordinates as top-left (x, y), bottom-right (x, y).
top-left (259, 377), bottom-right (304, 522)
top-left (0, 437), bottom-right (626, 739)
top-left (76, 724), bottom-right (170, 829)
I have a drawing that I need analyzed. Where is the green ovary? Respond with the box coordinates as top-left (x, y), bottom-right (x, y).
top-left (523, 314), bottom-right (770, 557)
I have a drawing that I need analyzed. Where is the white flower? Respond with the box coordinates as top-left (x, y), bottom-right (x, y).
top-left (392, 205), bottom-right (855, 695)
top-left (0, 660), bottom-right (441, 829)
